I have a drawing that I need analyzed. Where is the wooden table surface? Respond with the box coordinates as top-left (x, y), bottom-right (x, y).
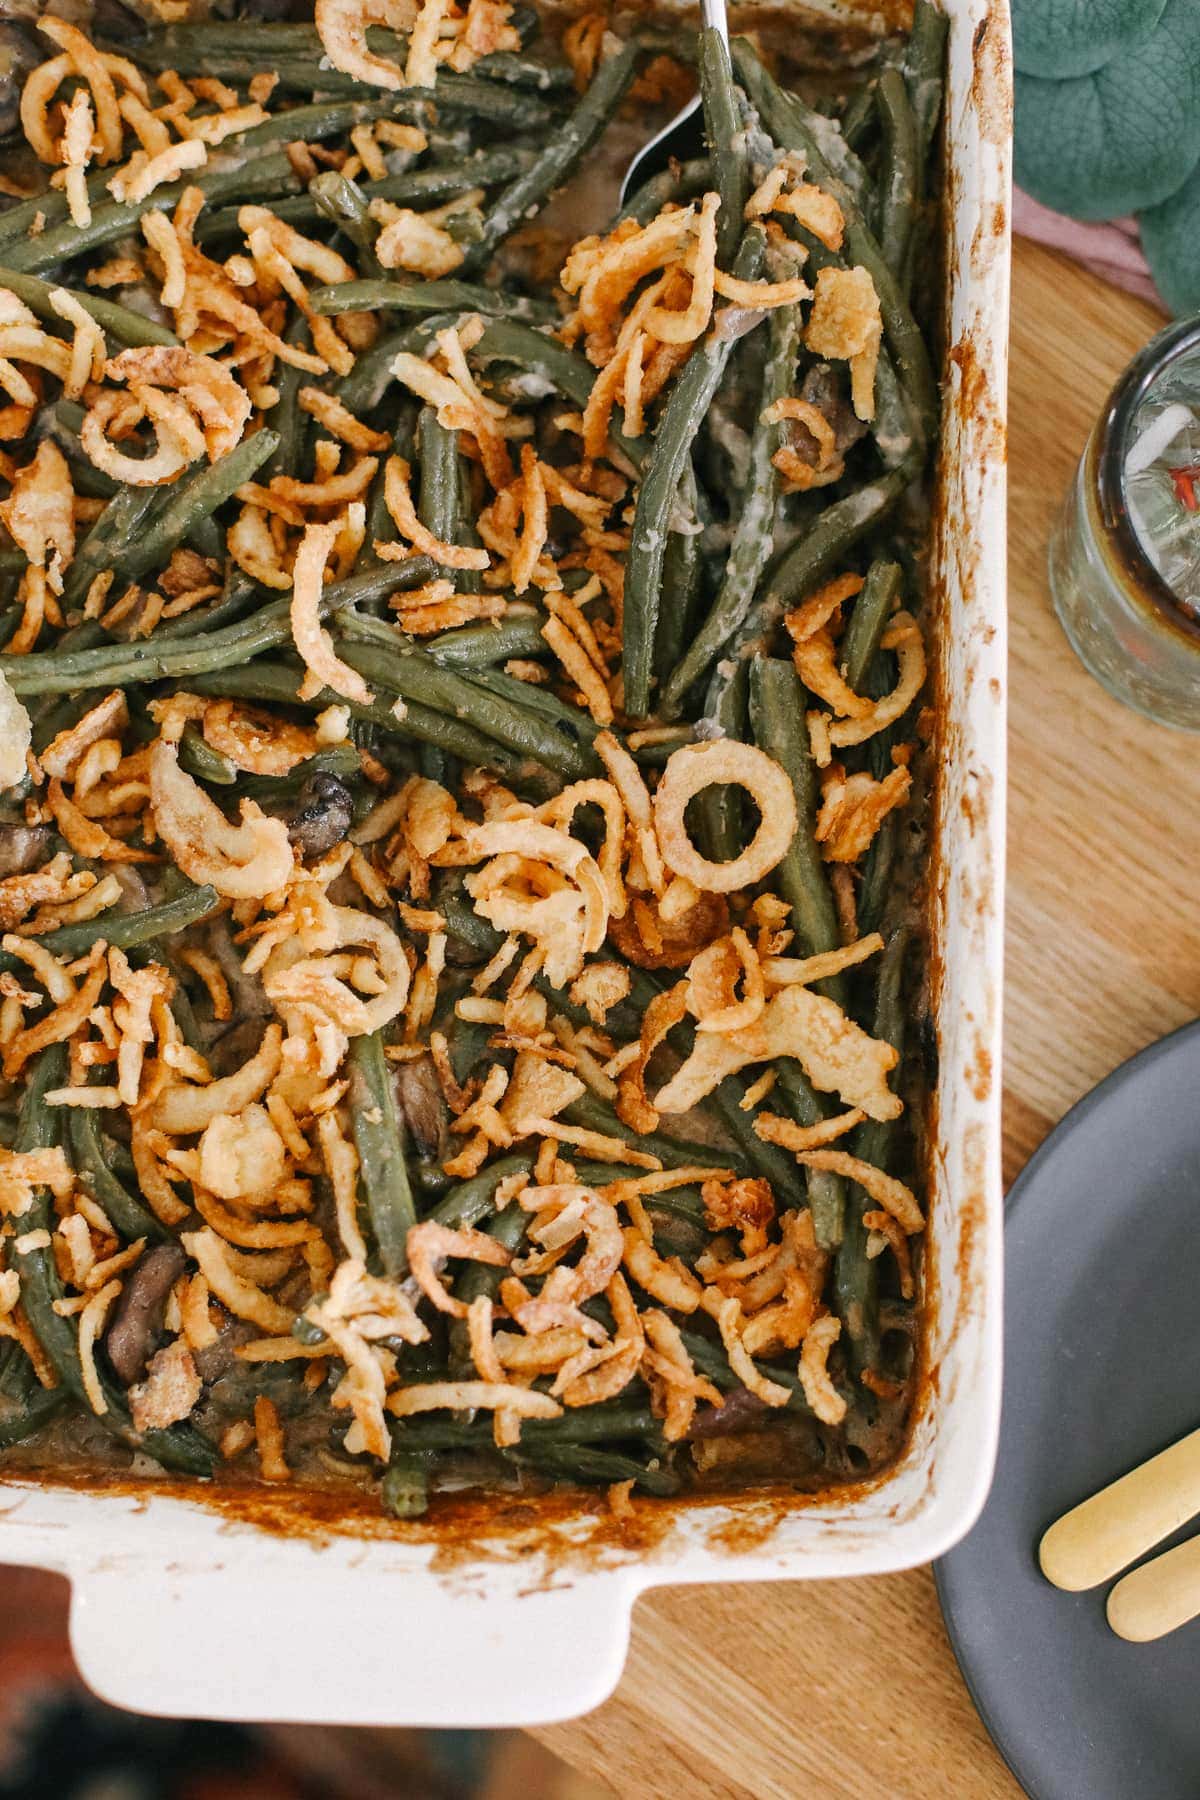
top-left (532, 237), bottom-right (1200, 1799)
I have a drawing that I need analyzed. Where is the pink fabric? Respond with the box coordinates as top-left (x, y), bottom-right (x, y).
top-left (1013, 188), bottom-right (1163, 308)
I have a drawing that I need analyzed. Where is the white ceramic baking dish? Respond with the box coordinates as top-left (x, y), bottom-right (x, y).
top-left (0, 0), bottom-right (1010, 1726)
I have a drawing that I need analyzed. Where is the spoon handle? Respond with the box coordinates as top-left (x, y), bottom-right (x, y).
top-left (1039, 1425), bottom-right (1200, 1591)
top-left (701, 0), bottom-right (729, 42)
top-left (1107, 1534), bottom-right (1200, 1642)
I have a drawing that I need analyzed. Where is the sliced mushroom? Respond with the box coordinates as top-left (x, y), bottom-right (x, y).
top-left (800, 362), bottom-right (869, 457)
top-left (0, 823), bottom-right (50, 878)
top-left (0, 22), bottom-right (43, 141)
top-left (394, 1053), bottom-right (449, 1158)
top-left (288, 772), bottom-right (353, 860)
top-left (104, 1243), bottom-right (186, 1385)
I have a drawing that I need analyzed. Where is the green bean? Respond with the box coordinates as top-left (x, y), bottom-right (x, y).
top-left (331, 627), bottom-right (596, 779)
top-left (124, 25), bottom-right (560, 116)
top-left (13, 1048), bottom-right (216, 1476)
top-left (839, 79), bottom-right (877, 151)
top-left (446, 1200), bottom-right (530, 1379)
top-left (618, 156), bottom-right (713, 226)
top-left (623, 227), bottom-right (765, 715)
top-left (335, 312), bottom-right (464, 414)
top-left (88, 429), bottom-right (280, 601)
top-left (468, 666), bottom-right (611, 769)
top-left (309, 171), bottom-right (384, 279)
top-left (186, 659), bottom-right (528, 774)
top-left (772, 1060), bottom-right (846, 1249)
top-left (5, 153), bottom-right (303, 274)
top-left (195, 148), bottom-right (541, 249)
top-left (426, 607), bottom-right (546, 669)
top-left (654, 462), bottom-right (707, 692)
top-left (748, 658), bottom-right (845, 992)
top-left (745, 458), bottom-right (917, 645)
top-left (905, 0), bottom-right (950, 164)
top-left (473, 317), bottom-right (648, 470)
top-left (875, 68), bottom-right (919, 284)
top-left (416, 405), bottom-right (463, 588)
top-left (309, 278), bottom-right (554, 323)
top-left (731, 37), bottom-right (871, 205)
top-left (508, 1440), bottom-right (680, 1496)
top-left (348, 1031), bottom-right (416, 1279)
top-left (152, 574), bottom-right (263, 644)
top-left (178, 723), bottom-right (237, 787)
top-left (427, 1155), bottom-right (533, 1233)
top-left (382, 1450), bottom-right (429, 1517)
top-left (695, 658), bottom-right (748, 867)
top-left (732, 41), bottom-right (937, 438)
top-left (699, 27), bottom-right (750, 266)
top-left (0, 885), bottom-right (219, 981)
top-left (661, 294), bottom-right (801, 716)
top-left (858, 812), bottom-right (900, 938)
top-left (871, 344), bottom-right (922, 467)
top-left (118, 20), bottom-right (381, 59)
top-left (0, 267), bottom-right (177, 347)
top-left (464, 39), bottom-right (640, 273)
top-left (67, 1106), bottom-right (169, 1246)
top-left (563, 1089), bottom-right (749, 1178)
top-left (840, 558), bottom-right (902, 691)
top-left (5, 550), bottom-right (436, 698)
top-left (833, 927), bottom-right (908, 1377)
top-left (0, 1380), bottom-right (65, 1449)
top-left (679, 1327), bottom-right (834, 1421)
top-left (62, 483), bottom-right (174, 610)
top-left (390, 1402), bottom-right (661, 1453)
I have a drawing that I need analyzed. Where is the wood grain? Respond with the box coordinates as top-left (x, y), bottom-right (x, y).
top-left (534, 239), bottom-right (1199, 1798)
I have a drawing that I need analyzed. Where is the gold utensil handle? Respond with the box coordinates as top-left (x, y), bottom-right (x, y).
top-left (1039, 1426), bottom-right (1200, 1591)
top-left (1107, 1535), bottom-right (1200, 1642)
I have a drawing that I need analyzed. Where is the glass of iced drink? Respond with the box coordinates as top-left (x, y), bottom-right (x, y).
top-left (1049, 317), bottom-right (1200, 729)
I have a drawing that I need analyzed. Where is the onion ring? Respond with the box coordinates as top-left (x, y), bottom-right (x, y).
top-left (652, 741), bottom-right (798, 894)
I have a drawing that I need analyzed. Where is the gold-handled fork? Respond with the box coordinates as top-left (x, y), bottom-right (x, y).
top-left (1039, 1423), bottom-right (1200, 1641)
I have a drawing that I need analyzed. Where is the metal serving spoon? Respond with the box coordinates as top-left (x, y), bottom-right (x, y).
top-left (618, 0), bottom-right (729, 207)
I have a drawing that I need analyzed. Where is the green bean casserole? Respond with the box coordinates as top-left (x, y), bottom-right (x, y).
top-left (0, 0), bottom-right (945, 1517)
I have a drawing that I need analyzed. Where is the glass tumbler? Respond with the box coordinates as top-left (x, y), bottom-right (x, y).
top-left (1048, 316), bottom-right (1200, 730)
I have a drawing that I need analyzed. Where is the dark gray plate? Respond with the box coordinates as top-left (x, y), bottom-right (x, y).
top-left (936, 1019), bottom-right (1200, 1800)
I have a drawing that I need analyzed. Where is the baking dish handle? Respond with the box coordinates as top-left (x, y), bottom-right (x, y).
top-left (68, 1561), bottom-right (638, 1725)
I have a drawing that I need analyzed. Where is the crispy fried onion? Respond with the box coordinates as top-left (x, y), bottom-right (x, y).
top-left (149, 740), bottom-right (293, 898)
top-left (463, 819), bottom-right (609, 988)
top-left (82, 348), bottom-right (251, 486)
top-left (653, 741), bottom-right (797, 894)
top-left (376, 454), bottom-right (490, 570)
top-left (825, 613), bottom-right (926, 748)
top-left (21, 18), bottom-right (144, 168)
top-left (798, 1313), bottom-right (846, 1424)
top-left (263, 906), bottom-right (413, 1037)
top-left (615, 980), bottom-right (687, 1136)
top-left (0, 441), bottom-right (75, 655)
top-left (406, 1219), bottom-right (512, 1317)
top-left (764, 396), bottom-right (846, 493)
top-left (201, 700), bottom-right (319, 775)
top-left (805, 264), bottom-right (882, 423)
top-left (654, 983), bottom-right (901, 1122)
top-left (786, 572), bottom-right (872, 717)
top-left (687, 927), bottom-right (765, 1034)
top-left (815, 760), bottom-right (911, 863)
top-left (153, 1023), bottom-right (282, 1134)
top-left (307, 1258), bottom-right (429, 1460)
top-left (314, 0), bottom-right (418, 90)
top-left (291, 518), bottom-right (374, 707)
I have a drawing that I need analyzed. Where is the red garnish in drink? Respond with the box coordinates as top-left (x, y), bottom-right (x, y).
top-left (1168, 464), bottom-right (1200, 511)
